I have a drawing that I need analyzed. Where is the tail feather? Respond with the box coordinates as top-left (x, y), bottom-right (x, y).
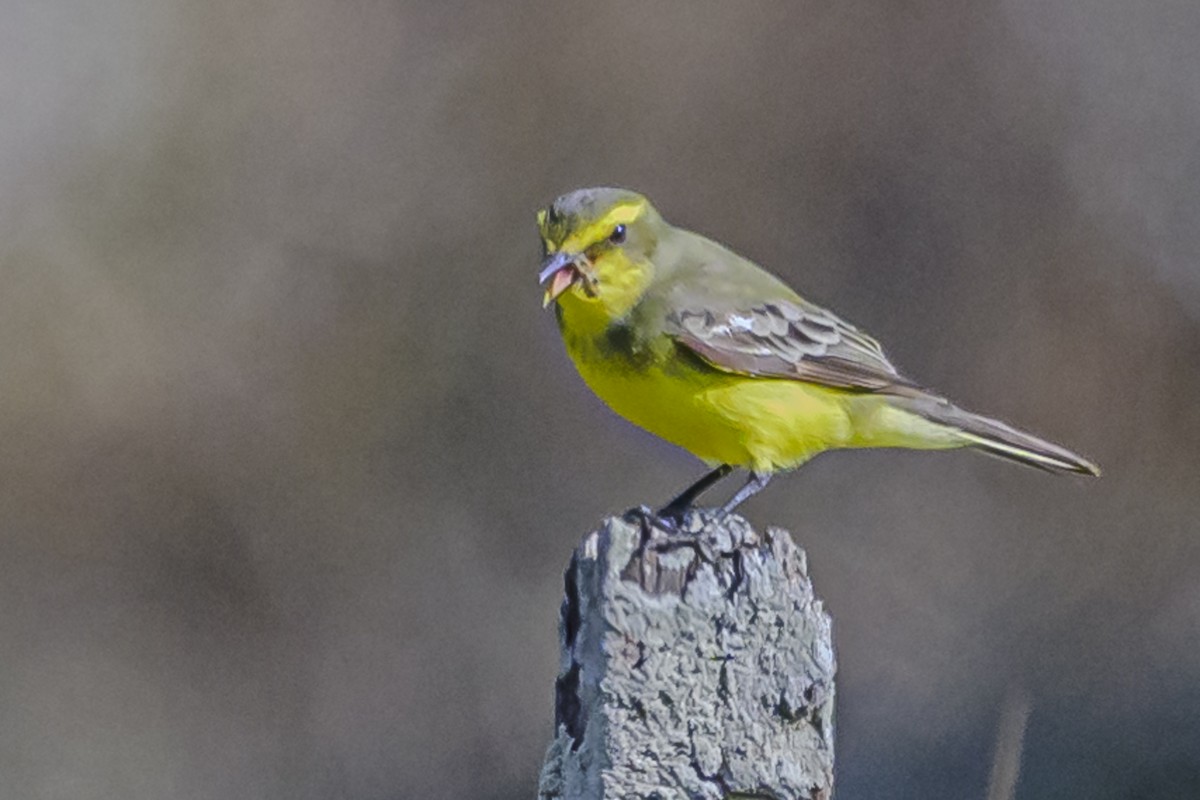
top-left (898, 393), bottom-right (1101, 477)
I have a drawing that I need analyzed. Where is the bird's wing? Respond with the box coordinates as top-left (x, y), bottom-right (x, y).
top-left (666, 300), bottom-right (917, 392)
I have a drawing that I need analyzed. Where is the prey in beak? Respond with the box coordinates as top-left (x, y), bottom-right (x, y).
top-left (539, 251), bottom-right (593, 307)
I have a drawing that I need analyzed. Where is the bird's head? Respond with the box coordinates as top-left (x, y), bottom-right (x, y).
top-left (537, 187), bottom-right (664, 319)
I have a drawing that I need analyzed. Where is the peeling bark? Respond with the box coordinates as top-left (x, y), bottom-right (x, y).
top-left (537, 509), bottom-right (835, 799)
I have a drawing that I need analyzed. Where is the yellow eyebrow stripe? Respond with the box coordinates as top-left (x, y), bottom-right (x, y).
top-left (560, 200), bottom-right (645, 253)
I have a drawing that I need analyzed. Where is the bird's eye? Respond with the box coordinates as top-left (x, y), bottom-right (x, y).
top-left (609, 224), bottom-right (626, 244)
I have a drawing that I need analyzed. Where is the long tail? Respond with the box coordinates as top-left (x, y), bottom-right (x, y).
top-left (898, 393), bottom-right (1101, 476)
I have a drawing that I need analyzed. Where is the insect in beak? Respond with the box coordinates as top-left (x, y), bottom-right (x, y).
top-left (539, 251), bottom-right (586, 307)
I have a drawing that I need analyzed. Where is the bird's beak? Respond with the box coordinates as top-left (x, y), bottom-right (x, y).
top-left (539, 251), bottom-right (582, 308)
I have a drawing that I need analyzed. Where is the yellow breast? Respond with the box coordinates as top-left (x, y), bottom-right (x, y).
top-left (563, 327), bottom-right (856, 473)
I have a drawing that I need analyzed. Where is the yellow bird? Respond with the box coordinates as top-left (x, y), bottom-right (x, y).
top-left (537, 187), bottom-right (1099, 520)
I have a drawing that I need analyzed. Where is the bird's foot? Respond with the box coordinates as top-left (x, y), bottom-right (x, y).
top-left (621, 505), bottom-right (723, 565)
top-left (622, 504), bottom-right (690, 535)
top-left (624, 503), bottom-right (731, 539)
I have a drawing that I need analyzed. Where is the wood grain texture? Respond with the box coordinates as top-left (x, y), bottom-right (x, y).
top-left (537, 510), bottom-right (835, 800)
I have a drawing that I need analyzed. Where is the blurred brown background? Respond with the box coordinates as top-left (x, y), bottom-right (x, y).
top-left (1, 1), bottom-right (1198, 798)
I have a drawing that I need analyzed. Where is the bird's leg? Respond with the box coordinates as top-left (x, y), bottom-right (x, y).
top-left (718, 471), bottom-right (773, 517)
top-left (656, 463), bottom-right (734, 524)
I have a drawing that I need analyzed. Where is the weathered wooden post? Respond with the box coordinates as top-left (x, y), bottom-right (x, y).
top-left (537, 509), bottom-right (835, 799)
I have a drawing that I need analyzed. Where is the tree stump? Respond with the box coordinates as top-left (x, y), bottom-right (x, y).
top-left (537, 509), bottom-right (835, 800)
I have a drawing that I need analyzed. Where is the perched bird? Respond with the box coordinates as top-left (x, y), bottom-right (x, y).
top-left (537, 187), bottom-right (1099, 521)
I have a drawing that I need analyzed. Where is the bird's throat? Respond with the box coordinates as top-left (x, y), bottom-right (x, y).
top-left (555, 291), bottom-right (618, 340)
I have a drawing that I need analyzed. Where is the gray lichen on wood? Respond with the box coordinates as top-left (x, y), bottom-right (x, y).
top-left (537, 509), bottom-right (835, 800)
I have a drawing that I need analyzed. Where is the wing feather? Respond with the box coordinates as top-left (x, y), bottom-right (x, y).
top-left (667, 300), bottom-right (916, 393)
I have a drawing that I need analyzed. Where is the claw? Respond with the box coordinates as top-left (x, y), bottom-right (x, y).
top-left (652, 511), bottom-right (683, 534)
top-left (623, 504), bottom-right (684, 535)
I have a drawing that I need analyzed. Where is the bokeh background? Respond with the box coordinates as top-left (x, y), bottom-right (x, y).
top-left (2, 1), bottom-right (1198, 798)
